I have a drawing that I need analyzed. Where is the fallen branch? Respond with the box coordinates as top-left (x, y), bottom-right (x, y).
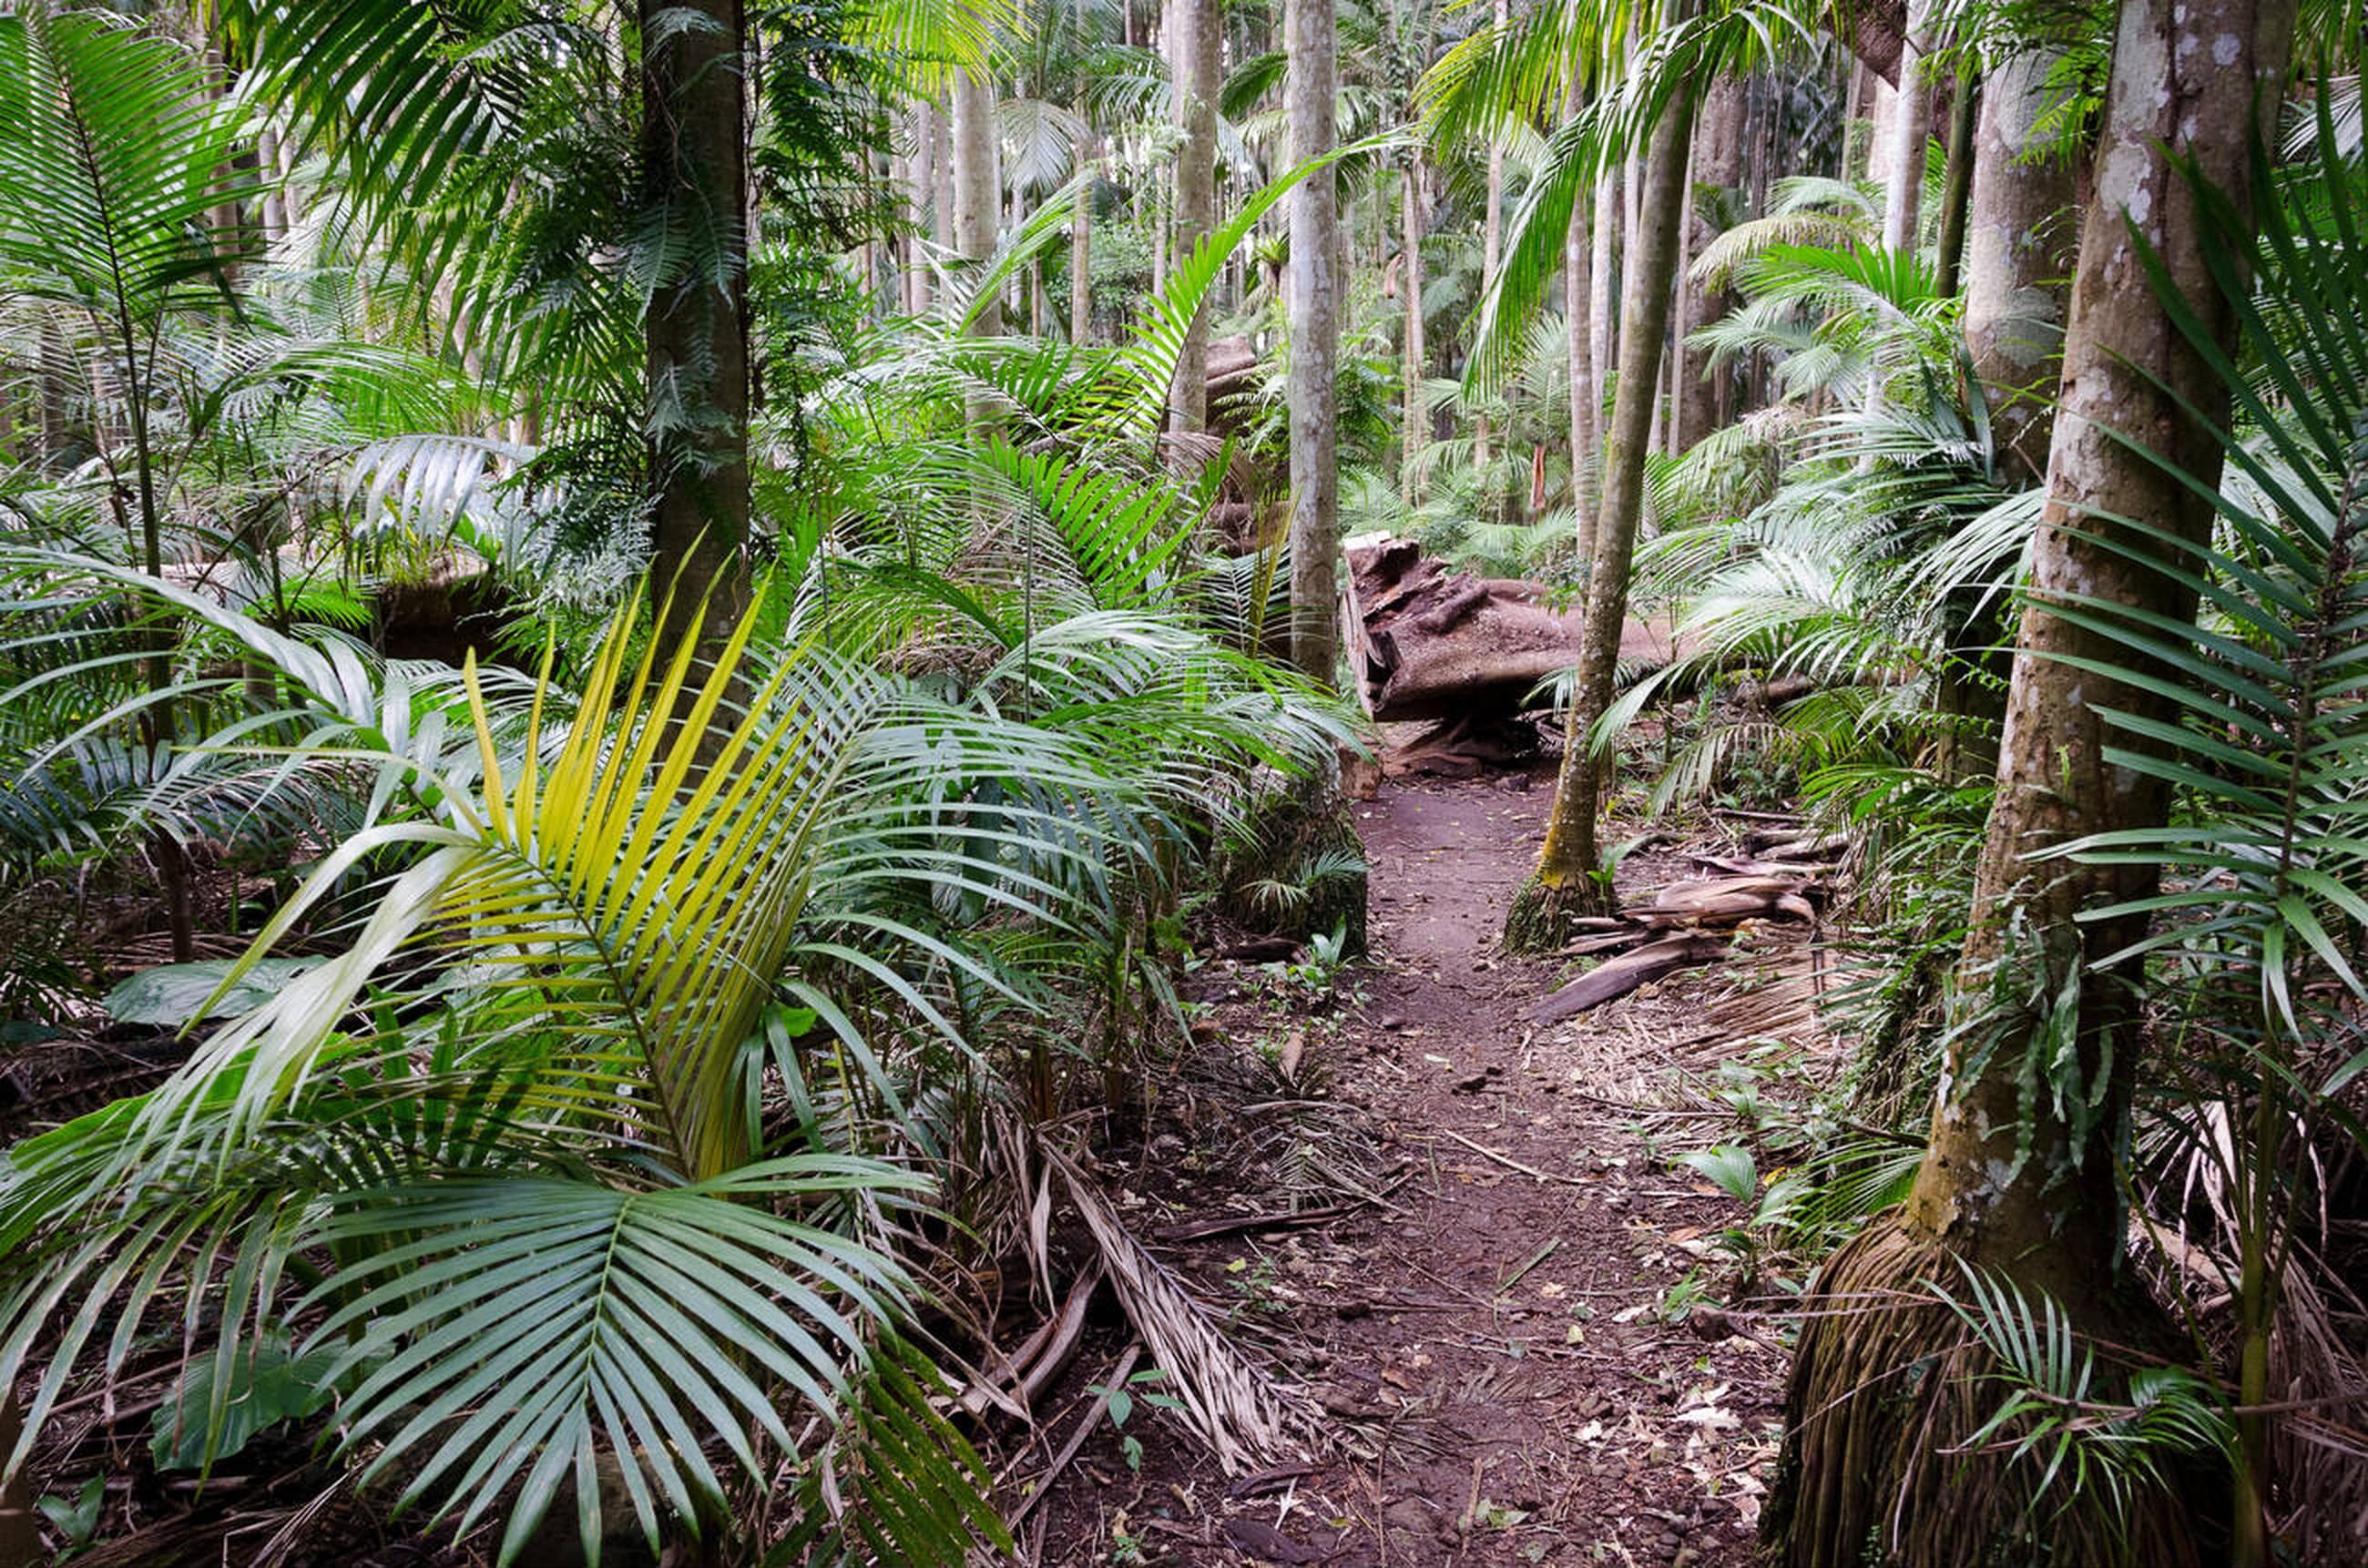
top-left (1434, 1126), bottom-right (1589, 1186)
top-left (1527, 932), bottom-right (1732, 1022)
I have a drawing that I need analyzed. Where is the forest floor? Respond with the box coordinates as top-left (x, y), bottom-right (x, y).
top-left (1028, 761), bottom-right (1830, 1567)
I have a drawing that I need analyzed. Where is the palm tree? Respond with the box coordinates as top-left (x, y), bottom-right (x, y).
top-left (0, 9), bottom-right (270, 960)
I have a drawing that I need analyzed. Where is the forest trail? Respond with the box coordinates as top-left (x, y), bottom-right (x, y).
top-left (1036, 769), bottom-right (1792, 1566)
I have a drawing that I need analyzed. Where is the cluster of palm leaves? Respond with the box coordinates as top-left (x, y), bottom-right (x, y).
top-left (0, 8), bottom-right (1377, 1567)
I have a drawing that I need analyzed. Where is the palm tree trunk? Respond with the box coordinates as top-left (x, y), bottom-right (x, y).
top-left (1506, 82), bottom-right (1698, 950)
top-left (1171, 0), bottom-right (1220, 431)
top-left (1585, 160), bottom-right (1616, 565)
top-left (1402, 152), bottom-right (1426, 503)
top-left (1565, 168), bottom-right (1592, 539)
top-left (930, 100), bottom-right (954, 291)
top-left (1475, 0), bottom-right (1507, 473)
top-left (1284, 0), bottom-right (1338, 685)
top-left (1876, 0), bottom-right (1929, 254)
top-left (1674, 75), bottom-right (1745, 453)
top-left (1932, 71), bottom-right (1977, 296)
top-left (639, 0), bottom-right (749, 662)
top-left (1071, 134), bottom-right (1096, 341)
top-left (952, 67), bottom-right (999, 336)
top-left (1768, 0), bottom-right (2296, 1556)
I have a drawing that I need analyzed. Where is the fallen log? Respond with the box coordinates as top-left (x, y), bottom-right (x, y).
top-left (1526, 932), bottom-right (1732, 1022)
top-left (1628, 873), bottom-right (1818, 928)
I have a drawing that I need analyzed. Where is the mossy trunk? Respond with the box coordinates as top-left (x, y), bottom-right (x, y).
top-left (1768, 0), bottom-right (2295, 1559)
top-left (1506, 76), bottom-right (1697, 952)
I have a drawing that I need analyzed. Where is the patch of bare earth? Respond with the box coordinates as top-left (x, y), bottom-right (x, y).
top-left (1026, 769), bottom-right (1824, 1567)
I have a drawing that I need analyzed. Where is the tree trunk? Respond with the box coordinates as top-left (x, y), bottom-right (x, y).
top-left (1284, 0), bottom-right (1338, 685)
top-left (1170, 0), bottom-right (1220, 430)
top-left (1475, 0), bottom-right (1508, 473)
top-left (1768, 0), bottom-right (2295, 1557)
top-left (953, 64), bottom-right (1000, 443)
top-left (1566, 159), bottom-right (1593, 541)
top-left (1070, 134), bottom-right (1096, 341)
top-left (1506, 83), bottom-right (1698, 950)
top-left (929, 100), bottom-right (954, 291)
top-left (1402, 153), bottom-right (1426, 503)
top-left (908, 107), bottom-right (934, 311)
top-left (1876, 0), bottom-right (1930, 254)
top-left (1963, 47), bottom-right (2077, 483)
top-left (1585, 160), bottom-right (1616, 565)
top-left (639, 0), bottom-right (749, 661)
top-left (1932, 72), bottom-right (1977, 297)
top-left (1931, 56), bottom-right (2066, 787)
top-left (1674, 74), bottom-right (1745, 453)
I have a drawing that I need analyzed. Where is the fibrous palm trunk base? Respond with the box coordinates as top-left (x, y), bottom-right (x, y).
top-left (1500, 870), bottom-right (1609, 954)
top-left (1764, 1219), bottom-right (2211, 1568)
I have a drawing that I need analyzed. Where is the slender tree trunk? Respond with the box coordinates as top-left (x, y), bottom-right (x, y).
top-left (1877, 0), bottom-right (1930, 253)
top-left (929, 100), bottom-right (954, 296)
top-left (1284, 0), bottom-right (1338, 685)
top-left (1402, 153), bottom-right (1426, 503)
top-left (1071, 135), bottom-right (1096, 341)
top-left (1769, 0), bottom-right (2296, 1557)
top-left (952, 68), bottom-right (999, 336)
top-left (1566, 165), bottom-right (1593, 541)
top-left (1932, 72), bottom-right (1977, 296)
top-left (1585, 160), bottom-right (1616, 565)
top-left (1475, 0), bottom-right (1507, 473)
top-left (1506, 82), bottom-right (1698, 949)
top-left (1171, 0), bottom-right (1220, 430)
top-left (1963, 47), bottom-right (2077, 483)
top-left (639, 0), bottom-right (750, 661)
top-left (907, 107), bottom-right (934, 311)
top-left (1674, 75), bottom-right (1744, 453)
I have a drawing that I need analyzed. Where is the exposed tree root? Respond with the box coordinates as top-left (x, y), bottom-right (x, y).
top-left (1764, 1217), bottom-right (2213, 1568)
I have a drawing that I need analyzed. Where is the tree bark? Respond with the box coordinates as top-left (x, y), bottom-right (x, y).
top-left (1402, 152), bottom-right (1426, 503)
top-left (1475, 0), bottom-right (1508, 473)
top-left (929, 99), bottom-right (954, 290)
top-left (1585, 161), bottom-right (1616, 565)
top-left (1170, 0), bottom-right (1220, 430)
top-left (1566, 164), bottom-right (1593, 541)
top-left (1768, 0), bottom-right (2296, 1556)
top-left (1070, 134), bottom-right (1096, 341)
top-left (1932, 72), bottom-right (1977, 297)
top-left (1674, 74), bottom-right (1745, 453)
top-left (1506, 82), bottom-right (1698, 949)
top-left (639, 0), bottom-right (750, 661)
top-left (1963, 47), bottom-right (2077, 483)
top-left (1285, 0), bottom-right (1339, 685)
top-left (1873, 0), bottom-right (1930, 250)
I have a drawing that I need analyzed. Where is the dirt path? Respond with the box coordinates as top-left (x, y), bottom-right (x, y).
top-left (1034, 773), bottom-right (1790, 1566)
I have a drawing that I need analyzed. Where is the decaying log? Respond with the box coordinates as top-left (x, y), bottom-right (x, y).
top-left (1341, 535), bottom-right (1589, 726)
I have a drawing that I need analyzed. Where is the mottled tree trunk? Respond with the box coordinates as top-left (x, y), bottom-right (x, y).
top-left (1506, 83), bottom-right (1697, 949)
top-left (640, 0), bottom-right (750, 660)
top-left (929, 101), bottom-right (954, 291)
top-left (1402, 153), bottom-right (1426, 503)
top-left (1674, 74), bottom-right (1745, 453)
top-left (1566, 168), bottom-right (1593, 542)
top-left (1932, 51), bottom-right (2077, 782)
top-left (1285, 0), bottom-right (1338, 685)
top-left (1963, 48), bottom-right (2077, 482)
top-left (1071, 133), bottom-right (1096, 341)
top-left (1769, 0), bottom-right (2296, 1557)
top-left (1475, 0), bottom-right (1508, 473)
top-left (1170, 0), bottom-right (1219, 430)
top-left (1584, 161), bottom-right (1616, 565)
top-left (1874, 3), bottom-right (1929, 256)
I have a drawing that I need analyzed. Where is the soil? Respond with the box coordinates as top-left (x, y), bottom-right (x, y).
top-left (1026, 766), bottom-right (1810, 1567)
